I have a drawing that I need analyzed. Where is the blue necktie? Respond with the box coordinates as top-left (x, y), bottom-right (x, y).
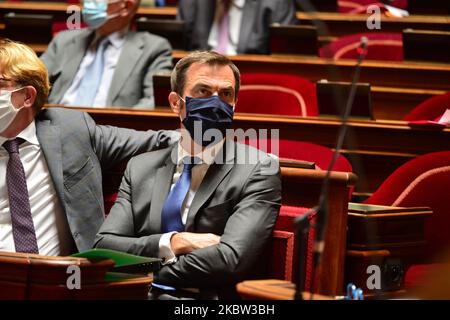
top-left (73, 37), bottom-right (110, 107)
top-left (3, 138), bottom-right (39, 254)
top-left (161, 157), bottom-right (197, 233)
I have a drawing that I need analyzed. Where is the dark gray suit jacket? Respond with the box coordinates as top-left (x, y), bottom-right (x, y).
top-left (35, 107), bottom-right (177, 252)
top-left (178, 0), bottom-right (298, 54)
top-left (40, 29), bottom-right (173, 108)
top-left (94, 139), bottom-right (281, 292)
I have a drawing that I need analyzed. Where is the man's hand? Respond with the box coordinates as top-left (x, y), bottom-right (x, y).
top-left (170, 232), bottom-right (221, 256)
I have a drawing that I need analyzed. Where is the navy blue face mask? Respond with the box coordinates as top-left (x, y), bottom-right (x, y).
top-left (181, 95), bottom-right (234, 147)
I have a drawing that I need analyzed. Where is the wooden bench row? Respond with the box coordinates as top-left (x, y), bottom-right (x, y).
top-left (1, 2), bottom-right (449, 37)
top-left (56, 106), bottom-right (450, 197)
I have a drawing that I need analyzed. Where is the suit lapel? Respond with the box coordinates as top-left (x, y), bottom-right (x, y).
top-left (106, 33), bottom-right (144, 105)
top-left (35, 118), bottom-right (66, 211)
top-left (149, 146), bottom-right (177, 232)
top-left (54, 30), bottom-right (94, 103)
top-left (237, 0), bottom-right (258, 53)
top-left (185, 139), bottom-right (235, 231)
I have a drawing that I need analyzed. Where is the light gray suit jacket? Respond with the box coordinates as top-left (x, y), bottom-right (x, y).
top-left (40, 29), bottom-right (173, 109)
top-left (94, 139), bottom-right (281, 295)
top-left (178, 0), bottom-right (298, 54)
top-left (35, 107), bottom-right (177, 252)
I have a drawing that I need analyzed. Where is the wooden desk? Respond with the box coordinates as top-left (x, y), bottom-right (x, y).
top-left (237, 279), bottom-right (333, 300)
top-left (61, 106), bottom-right (450, 196)
top-left (238, 204), bottom-right (431, 300)
top-left (297, 12), bottom-right (450, 38)
top-left (0, 251), bottom-right (152, 300)
top-left (172, 51), bottom-right (450, 91)
top-left (346, 203), bottom-right (432, 293)
top-left (236, 279), bottom-right (408, 300)
top-left (2, 2), bottom-right (449, 36)
top-left (26, 42), bottom-right (450, 93)
top-left (0, 2), bottom-right (177, 20)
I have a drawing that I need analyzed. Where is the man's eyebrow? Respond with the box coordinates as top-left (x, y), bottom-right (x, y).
top-left (192, 83), bottom-right (213, 90)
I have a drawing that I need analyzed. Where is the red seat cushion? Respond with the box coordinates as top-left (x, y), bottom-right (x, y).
top-left (104, 192), bottom-right (118, 216)
top-left (365, 151), bottom-right (450, 259)
top-left (320, 32), bottom-right (404, 61)
top-left (338, 0), bottom-right (408, 13)
top-left (404, 92), bottom-right (450, 121)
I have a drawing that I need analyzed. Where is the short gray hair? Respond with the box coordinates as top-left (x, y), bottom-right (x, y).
top-left (170, 51), bottom-right (241, 99)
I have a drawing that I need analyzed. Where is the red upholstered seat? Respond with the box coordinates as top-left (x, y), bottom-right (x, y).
top-left (403, 92), bottom-right (450, 121)
top-left (269, 206), bottom-right (313, 283)
top-left (236, 73), bottom-right (318, 117)
top-left (319, 33), bottom-right (404, 61)
top-left (338, 0), bottom-right (408, 13)
top-left (364, 151), bottom-right (450, 290)
top-left (245, 138), bottom-right (353, 173)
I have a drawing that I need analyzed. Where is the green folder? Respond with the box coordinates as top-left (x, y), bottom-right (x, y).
top-left (71, 248), bottom-right (162, 274)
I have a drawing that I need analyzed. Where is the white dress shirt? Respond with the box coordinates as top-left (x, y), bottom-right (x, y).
top-left (60, 28), bottom-right (127, 107)
top-left (158, 139), bottom-right (225, 264)
top-left (0, 121), bottom-right (72, 256)
top-left (208, 0), bottom-right (245, 55)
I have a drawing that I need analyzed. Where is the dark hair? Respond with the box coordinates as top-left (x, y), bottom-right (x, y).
top-left (170, 51), bottom-right (241, 99)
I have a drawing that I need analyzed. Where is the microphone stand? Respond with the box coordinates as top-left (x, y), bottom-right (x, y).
top-left (294, 37), bottom-right (368, 300)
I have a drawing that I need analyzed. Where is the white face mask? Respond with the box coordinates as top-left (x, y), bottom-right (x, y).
top-left (0, 88), bottom-right (24, 134)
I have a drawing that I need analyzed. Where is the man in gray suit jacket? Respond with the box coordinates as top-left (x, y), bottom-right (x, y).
top-left (41, 0), bottom-right (172, 109)
top-left (95, 51), bottom-right (281, 299)
top-left (0, 39), bottom-right (177, 256)
top-left (178, 0), bottom-right (298, 54)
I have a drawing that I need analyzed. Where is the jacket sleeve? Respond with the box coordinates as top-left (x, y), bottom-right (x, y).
top-left (273, 0), bottom-right (299, 25)
top-left (82, 111), bottom-right (179, 170)
top-left (153, 157), bottom-right (282, 288)
top-left (93, 157), bottom-right (164, 256)
top-left (40, 33), bottom-right (64, 89)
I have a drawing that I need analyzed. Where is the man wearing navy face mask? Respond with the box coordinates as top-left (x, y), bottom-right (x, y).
top-left (41, 0), bottom-right (172, 109)
top-left (95, 51), bottom-right (282, 299)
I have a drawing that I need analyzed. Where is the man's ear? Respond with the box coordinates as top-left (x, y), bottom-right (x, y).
top-left (168, 91), bottom-right (182, 116)
top-left (122, 0), bottom-right (136, 17)
top-left (21, 86), bottom-right (37, 110)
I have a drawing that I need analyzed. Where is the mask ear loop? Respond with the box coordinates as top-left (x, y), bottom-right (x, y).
top-left (177, 95), bottom-right (186, 122)
top-left (177, 95), bottom-right (186, 104)
top-left (9, 87), bottom-right (26, 112)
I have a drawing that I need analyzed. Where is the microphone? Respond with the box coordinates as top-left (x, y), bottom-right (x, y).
top-left (312, 35), bottom-right (368, 281)
top-left (294, 35), bottom-right (369, 299)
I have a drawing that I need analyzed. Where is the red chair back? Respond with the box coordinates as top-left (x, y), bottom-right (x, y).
top-left (403, 92), bottom-right (450, 121)
top-left (319, 33), bottom-right (404, 61)
top-left (236, 73), bottom-right (318, 117)
top-left (365, 151), bottom-right (450, 259)
top-left (245, 139), bottom-right (352, 172)
top-left (338, 0), bottom-right (408, 13)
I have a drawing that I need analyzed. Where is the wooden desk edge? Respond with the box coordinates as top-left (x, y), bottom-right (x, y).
top-left (236, 280), bottom-right (334, 300)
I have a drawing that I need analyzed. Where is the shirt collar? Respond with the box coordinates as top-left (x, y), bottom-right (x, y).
top-left (107, 26), bottom-right (128, 49)
top-left (233, 0), bottom-right (245, 9)
top-left (0, 120), bottom-right (39, 148)
top-left (94, 26), bottom-right (128, 50)
top-left (177, 139), bottom-right (225, 167)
